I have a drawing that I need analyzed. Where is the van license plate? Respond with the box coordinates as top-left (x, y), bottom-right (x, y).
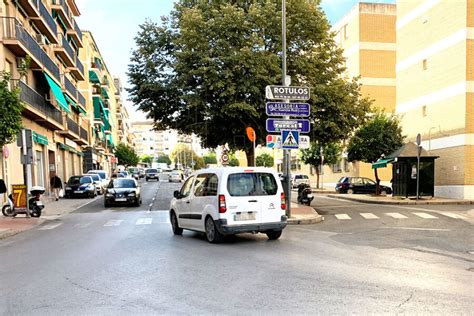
top-left (235, 212), bottom-right (256, 221)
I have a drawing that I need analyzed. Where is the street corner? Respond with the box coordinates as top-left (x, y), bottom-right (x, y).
top-left (0, 216), bottom-right (45, 240)
top-left (287, 203), bottom-right (324, 225)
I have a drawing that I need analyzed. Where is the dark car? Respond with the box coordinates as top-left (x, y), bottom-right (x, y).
top-left (335, 177), bottom-right (392, 195)
top-left (64, 175), bottom-right (97, 198)
top-left (145, 168), bottom-right (159, 181)
top-left (104, 178), bottom-right (142, 207)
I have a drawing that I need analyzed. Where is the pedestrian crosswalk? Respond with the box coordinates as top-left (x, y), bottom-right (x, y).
top-left (333, 212), bottom-right (467, 221)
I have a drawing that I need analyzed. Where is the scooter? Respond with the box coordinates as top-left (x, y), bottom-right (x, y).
top-left (297, 183), bottom-right (314, 206)
top-left (2, 186), bottom-right (45, 218)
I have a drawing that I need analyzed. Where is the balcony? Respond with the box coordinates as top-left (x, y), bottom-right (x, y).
top-left (70, 56), bottom-right (84, 80)
top-left (78, 92), bottom-right (86, 109)
top-left (31, 1), bottom-right (58, 43)
top-left (64, 76), bottom-right (77, 100)
top-left (17, 81), bottom-right (64, 130)
top-left (17, 0), bottom-right (40, 17)
top-left (80, 126), bottom-right (89, 144)
top-left (66, 117), bottom-right (79, 136)
top-left (1, 17), bottom-right (61, 82)
top-left (51, 0), bottom-right (74, 30)
top-left (67, 19), bottom-right (83, 48)
top-left (54, 34), bottom-right (75, 67)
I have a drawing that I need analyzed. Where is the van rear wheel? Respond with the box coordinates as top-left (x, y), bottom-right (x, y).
top-left (205, 216), bottom-right (223, 243)
top-left (266, 230), bottom-right (282, 240)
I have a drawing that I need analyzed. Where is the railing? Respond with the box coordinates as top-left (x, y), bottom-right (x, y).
top-left (78, 92), bottom-right (86, 108)
top-left (73, 19), bottom-right (82, 40)
top-left (75, 57), bottom-right (84, 75)
top-left (67, 117), bottom-right (79, 135)
top-left (60, 34), bottom-right (75, 62)
top-left (38, 0), bottom-right (58, 35)
top-left (64, 76), bottom-right (77, 99)
top-left (18, 81), bottom-right (63, 125)
top-left (80, 126), bottom-right (88, 141)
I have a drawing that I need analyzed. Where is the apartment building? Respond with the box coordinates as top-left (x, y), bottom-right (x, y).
top-left (0, 0), bottom-right (88, 191)
top-left (396, 0), bottom-right (473, 199)
top-left (113, 76), bottom-right (133, 146)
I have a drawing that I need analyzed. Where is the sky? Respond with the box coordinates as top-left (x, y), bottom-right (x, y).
top-left (76, 0), bottom-right (395, 122)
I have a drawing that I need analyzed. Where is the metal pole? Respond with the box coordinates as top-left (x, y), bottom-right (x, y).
top-left (282, 0), bottom-right (291, 218)
top-left (416, 149), bottom-right (420, 201)
top-left (253, 131), bottom-right (256, 167)
top-left (22, 130), bottom-right (30, 218)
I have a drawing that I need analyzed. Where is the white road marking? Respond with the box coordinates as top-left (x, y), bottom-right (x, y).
top-left (360, 213), bottom-right (379, 219)
top-left (335, 214), bottom-right (351, 220)
top-left (148, 203), bottom-right (153, 207)
top-left (136, 218), bottom-right (153, 225)
top-left (38, 223), bottom-right (63, 230)
top-left (104, 220), bottom-right (123, 227)
top-left (74, 222), bottom-right (92, 228)
top-left (440, 212), bottom-right (467, 219)
top-left (413, 212), bottom-right (438, 219)
top-left (386, 213), bottom-right (408, 219)
top-left (381, 227), bottom-right (451, 232)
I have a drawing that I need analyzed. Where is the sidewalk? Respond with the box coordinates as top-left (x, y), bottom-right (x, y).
top-left (326, 194), bottom-right (474, 205)
top-left (287, 202), bottom-right (324, 225)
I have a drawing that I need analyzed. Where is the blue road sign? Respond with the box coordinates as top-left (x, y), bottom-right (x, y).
top-left (266, 102), bottom-right (310, 117)
top-left (266, 119), bottom-right (310, 133)
top-left (281, 130), bottom-right (299, 149)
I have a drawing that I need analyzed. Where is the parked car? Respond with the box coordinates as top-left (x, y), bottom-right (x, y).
top-left (335, 177), bottom-right (392, 195)
top-left (120, 171), bottom-right (130, 178)
top-left (104, 178), bottom-right (142, 207)
top-left (87, 170), bottom-right (110, 188)
top-left (138, 168), bottom-right (146, 179)
top-left (111, 173), bottom-right (125, 179)
top-left (86, 173), bottom-right (105, 195)
top-left (291, 174), bottom-right (310, 188)
top-left (169, 170), bottom-right (183, 183)
top-left (145, 168), bottom-right (160, 181)
top-left (64, 175), bottom-right (97, 198)
top-left (170, 167), bottom-right (288, 243)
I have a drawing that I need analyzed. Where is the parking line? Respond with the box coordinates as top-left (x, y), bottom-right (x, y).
top-left (104, 220), bottom-right (123, 227)
top-left (335, 214), bottom-right (351, 220)
top-left (386, 213), bottom-right (408, 219)
top-left (360, 213), bottom-right (379, 219)
top-left (136, 218), bottom-right (153, 225)
top-left (413, 212), bottom-right (438, 219)
top-left (38, 223), bottom-right (63, 230)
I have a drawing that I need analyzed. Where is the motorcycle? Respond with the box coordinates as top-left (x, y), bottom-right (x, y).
top-left (297, 183), bottom-right (314, 206)
top-left (2, 186), bottom-right (45, 218)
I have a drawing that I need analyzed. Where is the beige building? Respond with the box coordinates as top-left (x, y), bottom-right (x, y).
top-left (396, 0), bottom-right (474, 199)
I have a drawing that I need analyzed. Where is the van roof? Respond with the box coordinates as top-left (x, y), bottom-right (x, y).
top-left (193, 167), bottom-right (278, 176)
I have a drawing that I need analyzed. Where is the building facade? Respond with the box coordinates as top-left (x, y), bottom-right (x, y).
top-left (396, 0), bottom-right (473, 199)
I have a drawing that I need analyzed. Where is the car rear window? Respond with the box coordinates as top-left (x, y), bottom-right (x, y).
top-left (227, 173), bottom-right (278, 196)
top-left (147, 169), bottom-right (158, 173)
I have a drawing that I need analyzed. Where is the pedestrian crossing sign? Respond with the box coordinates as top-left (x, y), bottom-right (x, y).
top-left (281, 130), bottom-right (299, 149)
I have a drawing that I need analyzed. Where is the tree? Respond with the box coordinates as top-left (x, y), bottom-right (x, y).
top-left (114, 143), bottom-right (139, 167)
top-left (203, 153), bottom-right (217, 165)
top-left (128, 1), bottom-right (371, 165)
top-left (228, 152), bottom-right (240, 167)
top-left (256, 153), bottom-right (274, 167)
top-left (347, 113), bottom-right (405, 195)
top-left (300, 142), bottom-right (341, 188)
top-left (140, 154), bottom-right (154, 165)
top-left (0, 72), bottom-right (24, 148)
top-left (156, 154), bottom-right (172, 165)
top-left (170, 143), bottom-right (204, 169)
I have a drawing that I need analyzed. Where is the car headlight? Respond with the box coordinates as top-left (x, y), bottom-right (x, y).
top-left (106, 193), bottom-right (113, 197)
top-left (65, 187), bottom-right (72, 191)
top-left (128, 192), bottom-right (136, 197)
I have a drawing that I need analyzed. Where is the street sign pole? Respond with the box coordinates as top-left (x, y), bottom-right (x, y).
top-left (282, 0), bottom-right (291, 218)
top-left (416, 133), bottom-right (421, 201)
top-left (22, 129), bottom-right (30, 218)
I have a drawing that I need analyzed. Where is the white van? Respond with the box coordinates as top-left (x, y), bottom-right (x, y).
top-left (169, 167), bottom-right (288, 243)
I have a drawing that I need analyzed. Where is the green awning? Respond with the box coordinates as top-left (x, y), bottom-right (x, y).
top-left (33, 132), bottom-right (48, 145)
top-left (78, 105), bottom-right (87, 116)
top-left (372, 158), bottom-right (395, 169)
top-left (107, 133), bottom-right (115, 148)
top-left (57, 142), bottom-right (83, 156)
top-left (89, 70), bottom-right (100, 84)
top-left (101, 87), bottom-right (109, 99)
top-left (65, 95), bottom-right (78, 109)
top-left (93, 96), bottom-right (106, 120)
top-left (44, 73), bottom-right (70, 113)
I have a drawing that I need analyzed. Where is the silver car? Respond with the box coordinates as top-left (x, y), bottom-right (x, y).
top-left (168, 171), bottom-right (183, 183)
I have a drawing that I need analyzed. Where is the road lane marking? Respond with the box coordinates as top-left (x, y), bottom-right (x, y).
top-left (136, 218), bottom-right (153, 225)
top-left (104, 220), bottom-right (123, 227)
top-left (360, 213), bottom-right (379, 219)
top-left (386, 213), bottom-right (408, 219)
top-left (335, 214), bottom-right (351, 220)
top-left (413, 212), bottom-right (438, 219)
top-left (381, 227), bottom-right (451, 231)
top-left (440, 212), bottom-right (467, 219)
top-left (74, 222), bottom-right (92, 228)
top-left (38, 223), bottom-right (63, 230)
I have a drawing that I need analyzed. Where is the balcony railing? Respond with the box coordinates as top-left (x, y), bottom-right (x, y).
top-left (18, 80), bottom-right (63, 125)
top-left (67, 117), bottom-right (79, 135)
top-left (64, 77), bottom-right (77, 99)
top-left (80, 126), bottom-right (88, 141)
top-left (38, 0), bottom-right (58, 35)
top-left (78, 92), bottom-right (86, 108)
top-left (73, 19), bottom-right (82, 41)
top-left (59, 34), bottom-right (75, 62)
top-left (75, 56), bottom-right (84, 74)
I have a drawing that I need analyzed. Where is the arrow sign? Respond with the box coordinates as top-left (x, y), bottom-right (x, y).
top-left (266, 102), bottom-right (310, 117)
top-left (265, 85), bottom-right (310, 100)
top-left (266, 119), bottom-right (310, 133)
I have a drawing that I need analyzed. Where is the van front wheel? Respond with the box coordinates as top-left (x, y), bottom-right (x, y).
top-left (266, 230), bottom-right (282, 240)
top-left (205, 216), bottom-right (223, 243)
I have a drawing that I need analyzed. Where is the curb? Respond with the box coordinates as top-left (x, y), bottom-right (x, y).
top-left (0, 229), bottom-right (20, 240)
top-left (287, 214), bottom-right (324, 225)
top-left (327, 194), bottom-right (474, 205)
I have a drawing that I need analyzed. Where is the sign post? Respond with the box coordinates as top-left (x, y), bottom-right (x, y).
top-left (416, 133), bottom-right (421, 201)
top-left (17, 129), bottom-right (33, 217)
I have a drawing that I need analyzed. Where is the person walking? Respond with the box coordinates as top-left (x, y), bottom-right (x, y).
top-left (50, 173), bottom-right (62, 201)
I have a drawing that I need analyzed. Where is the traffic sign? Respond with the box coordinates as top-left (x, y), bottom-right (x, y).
top-left (266, 119), bottom-right (310, 133)
top-left (266, 102), bottom-right (310, 117)
top-left (299, 135), bottom-right (310, 149)
top-left (281, 130), bottom-right (299, 149)
top-left (266, 135), bottom-right (281, 149)
top-left (265, 85), bottom-right (310, 100)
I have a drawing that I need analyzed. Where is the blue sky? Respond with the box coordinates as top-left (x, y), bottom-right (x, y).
top-left (76, 0), bottom-right (395, 120)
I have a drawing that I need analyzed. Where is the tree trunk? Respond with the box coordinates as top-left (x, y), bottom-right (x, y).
top-left (315, 165), bottom-right (320, 189)
top-left (245, 148), bottom-right (254, 167)
top-left (374, 167), bottom-right (381, 195)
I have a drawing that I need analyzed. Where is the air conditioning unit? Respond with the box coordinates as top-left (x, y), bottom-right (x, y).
top-left (35, 34), bottom-right (47, 45)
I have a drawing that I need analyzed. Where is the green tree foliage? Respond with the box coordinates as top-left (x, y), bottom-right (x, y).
top-left (156, 154), bottom-right (172, 165)
top-left (300, 142), bottom-right (341, 188)
top-left (114, 143), bottom-right (140, 167)
top-left (347, 113), bottom-right (405, 194)
top-left (0, 72), bottom-right (24, 148)
top-left (140, 154), bottom-right (154, 165)
top-left (256, 153), bottom-right (274, 167)
top-left (128, 0), bottom-right (371, 164)
top-left (203, 153), bottom-right (217, 165)
top-left (228, 152), bottom-right (240, 167)
top-left (170, 143), bottom-right (204, 169)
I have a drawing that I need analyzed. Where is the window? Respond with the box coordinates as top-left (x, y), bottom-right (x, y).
top-left (422, 105), bottom-right (427, 117)
top-left (194, 173), bottom-right (218, 197)
top-left (207, 174), bottom-right (218, 196)
top-left (193, 174), bottom-right (207, 196)
top-left (332, 161), bottom-right (342, 173)
top-left (180, 176), bottom-right (194, 198)
top-left (227, 173), bottom-right (277, 196)
top-left (423, 59), bottom-right (427, 70)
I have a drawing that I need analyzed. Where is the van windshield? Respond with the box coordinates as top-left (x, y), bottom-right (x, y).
top-left (227, 173), bottom-right (278, 196)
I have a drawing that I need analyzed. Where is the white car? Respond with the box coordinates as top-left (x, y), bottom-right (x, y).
top-left (87, 173), bottom-right (105, 195)
top-left (169, 167), bottom-right (288, 243)
top-left (169, 170), bottom-right (183, 183)
top-left (87, 170), bottom-right (110, 189)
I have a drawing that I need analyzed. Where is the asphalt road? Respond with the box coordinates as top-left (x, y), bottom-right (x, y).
top-left (0, 179), bottom-right (472, 315)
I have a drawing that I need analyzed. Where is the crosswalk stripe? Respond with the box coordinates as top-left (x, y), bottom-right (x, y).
top-left (335, 214), bottom-right (351, 220)
top-left (413, 212), bottom-right (438, 219)
top-left (74, 222), bottom-right (92, 228)
top-left (440, 212), bottom-right (467, 219)
top-left (38, 223), bottom-right (63, 230)
top-left (104, 220), bottom-right (123, 227)
top-left (136, 218), bottom-right (153, 225)
top-left (360, 213), bottom-right (379, 219)
top-left (386, 213), bottom-right (408, 219)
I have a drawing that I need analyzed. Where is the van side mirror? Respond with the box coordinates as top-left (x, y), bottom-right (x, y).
top-left (173, 190), bottom-right (181, 199)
